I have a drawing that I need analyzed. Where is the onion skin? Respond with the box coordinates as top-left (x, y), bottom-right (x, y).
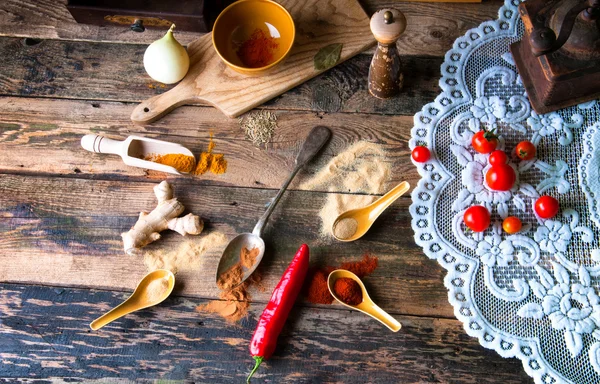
top-left (143, 24), bottom-right (190, 84)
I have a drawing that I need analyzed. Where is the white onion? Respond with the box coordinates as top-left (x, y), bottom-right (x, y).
top-left (143, 24), bottom-right (190, 84)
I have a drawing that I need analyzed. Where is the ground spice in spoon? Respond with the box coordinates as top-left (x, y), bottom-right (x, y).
top-left (145, 153), bottom-right (196, 173)
top-left (241, 246), bottom-right (260, 269)
top-left (333, 218), bottom-right (358, 239)
top-left (304, 253), bottom-right (378, 304)
top-left (145, 277), bottom-right (170, 303)
top-left (333, 278), bottom-right (362, 305)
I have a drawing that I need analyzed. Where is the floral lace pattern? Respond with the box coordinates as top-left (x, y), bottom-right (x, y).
top-left (408, 1), bottom-right (600, 383)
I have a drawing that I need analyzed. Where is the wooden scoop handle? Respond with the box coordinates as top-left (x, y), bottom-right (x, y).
top-left (130, 85), bottom-right (202, 125)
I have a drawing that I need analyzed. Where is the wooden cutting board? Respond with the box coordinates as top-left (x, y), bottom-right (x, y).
top-left (131, 0), bottom-right (376, 123)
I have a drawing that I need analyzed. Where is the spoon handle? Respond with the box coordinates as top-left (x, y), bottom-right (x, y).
top-left (90, 300), bottom-right (138, 330)
top-left (81, 134), bottom-right (124, 156)
top-left (370, 303), bottom-right (402, 332)
top-left (252, 126), bottom-right (331, 237)
top-left (368, 181), bottom-right (410, 221)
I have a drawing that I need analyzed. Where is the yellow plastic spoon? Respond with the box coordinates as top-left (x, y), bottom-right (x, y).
top-left (90, 269), bottom-right (175, 330)
top-left (331, 181), bottom-right (410, 242)
top-left (327, 269), bottom-right (401, 332)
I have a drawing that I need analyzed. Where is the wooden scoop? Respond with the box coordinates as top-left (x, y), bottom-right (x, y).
top-left (81, 134), bottom-right (195, 175)
top-left (328, 269), bottom-right (401, 332)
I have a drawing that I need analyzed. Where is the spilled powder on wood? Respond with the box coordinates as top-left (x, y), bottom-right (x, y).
top-left (300, 141), bottom-right (390, 194)
top-left (217, 263), bottom-right (243, 291)
top-left (299, 141), bottom-right (390, 238)
top-left (143, 231), bottom-right (227, 273)
top-left (197, 272), bottom-right (262, 324)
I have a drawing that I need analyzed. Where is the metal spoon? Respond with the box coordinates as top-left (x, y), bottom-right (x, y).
top-left (327, 269), bottom-right (401, 332)
top-left (216, 126), bottom-right (331, 287)
top-left (81, 134), bottom-right (195, 175)
top-left (331, 181), bottom-right (410, 242)
top-left (90, 269), bottom-right (175, 330)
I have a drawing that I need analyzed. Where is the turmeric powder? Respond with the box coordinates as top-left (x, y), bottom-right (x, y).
top-left (145, 153), bottom-right (196, 173)
top-left (194, 133), bottom-right (227, 175)
top-left (144, 133), bottom-right (227, 176)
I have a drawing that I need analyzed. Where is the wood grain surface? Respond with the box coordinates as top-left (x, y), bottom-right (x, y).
top-left (0, 283), bottom-right (531, 383)
top-left (0, 35), bottom-right (441, 115)
top-left (0, 0), bottom-right (535, 383)
top-left (0, 97), bottom-right (418, 190)
top-left (0, 173), bottom-right (452, 318)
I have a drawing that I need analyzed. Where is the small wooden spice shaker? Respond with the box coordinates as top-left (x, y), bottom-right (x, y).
top-left (368, 9), bottom-right (406, 99)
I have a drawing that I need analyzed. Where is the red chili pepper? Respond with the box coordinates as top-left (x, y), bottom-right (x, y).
top-left (247, 244), bottom-right (310, 383)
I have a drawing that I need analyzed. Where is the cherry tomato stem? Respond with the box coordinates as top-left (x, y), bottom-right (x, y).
top-left (472, 129), bottom-right (499, 154)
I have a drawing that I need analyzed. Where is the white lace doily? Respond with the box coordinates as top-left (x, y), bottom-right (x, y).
top-left (408, 1), bottom-right (600, 383)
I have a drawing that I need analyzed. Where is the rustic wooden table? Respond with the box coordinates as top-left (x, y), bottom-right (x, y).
top-left (0, 1), bottom-right (533, 382)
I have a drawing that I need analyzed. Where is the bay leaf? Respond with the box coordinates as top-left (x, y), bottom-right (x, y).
top-left (314, 43), bottom-right (343, 71)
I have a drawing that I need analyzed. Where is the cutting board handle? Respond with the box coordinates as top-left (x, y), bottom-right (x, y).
top-left (131, 86), bottom-right (200, 125)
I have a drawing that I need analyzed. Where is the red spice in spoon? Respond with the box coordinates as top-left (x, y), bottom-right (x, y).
top-left (333, 277), bottom-right (363, 305)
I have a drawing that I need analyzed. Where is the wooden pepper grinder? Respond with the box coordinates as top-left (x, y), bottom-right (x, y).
top-left (368, 9), bottom-right (407, 99)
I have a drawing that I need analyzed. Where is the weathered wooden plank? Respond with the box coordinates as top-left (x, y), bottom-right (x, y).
top-left (0, 97), bottom-right (418, 191)
top-left (0, 36), bottom-right (441, 115)
top-left (0, 283), bottom-right (531, 383)
top-left (0, 0), bottom-right (502, 58)
top-left (0, 173), bottom-right (450, 318)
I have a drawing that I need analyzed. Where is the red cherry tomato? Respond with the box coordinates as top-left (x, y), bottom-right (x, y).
top-left (472, 129), bottom-right (499, 154)
top-left (486, 164), bottom-right (516, 191)
top-left (502, 216), bottom-right (522, 234)
top-left (412, 146), bottom-right (431, 163)
top-left (464, 205), bottom-right (491, 232)
top-left (515, 141), bottom-right (536, 161)
top-left (535, 196), bottom-right (559, 219)
top-left (488, 150), bottom-right (508, 166)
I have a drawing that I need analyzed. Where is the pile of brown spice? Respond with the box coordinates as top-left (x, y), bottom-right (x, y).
top-left (197, 272), bottom-right (262, 324)
top-left (304, 253), bottom-right (378, 305)
top-left (196, 246), bottom-right (262, 323)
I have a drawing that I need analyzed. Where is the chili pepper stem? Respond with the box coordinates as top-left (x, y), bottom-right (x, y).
top-left (247, 356), bottom-right (264, 383)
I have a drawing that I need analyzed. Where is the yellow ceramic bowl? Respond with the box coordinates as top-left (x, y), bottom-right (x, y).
top-left (212, 0), bottom-right (295, 76)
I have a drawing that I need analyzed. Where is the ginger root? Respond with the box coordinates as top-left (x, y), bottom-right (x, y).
top-left (122, 181), bottom-right (203, 255)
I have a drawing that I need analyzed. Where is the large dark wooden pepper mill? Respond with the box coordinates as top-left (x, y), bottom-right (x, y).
top-left (368, 9), bottom-right (407, 99)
